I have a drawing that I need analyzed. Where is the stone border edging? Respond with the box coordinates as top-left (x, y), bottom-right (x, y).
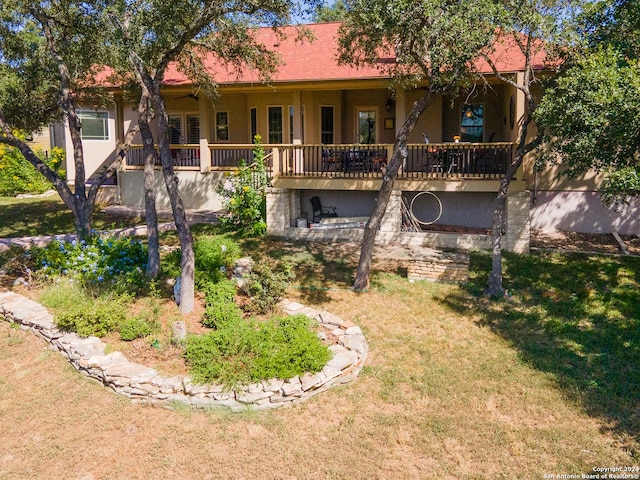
top-left (0, 292), bottom-right (367, 411)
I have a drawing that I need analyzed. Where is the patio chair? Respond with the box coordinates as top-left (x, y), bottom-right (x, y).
top-left (321, 148), bottom-right (340, 173)
top-left (310, 196), bottom-right (337, 223)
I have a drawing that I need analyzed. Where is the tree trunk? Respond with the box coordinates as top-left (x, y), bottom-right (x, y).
top-left (486, 86), bottom-right (540, 295)
top-left (487, 180), bottom-right (509, 297)
top-left (353, 91), bottom-right (435, 291)
top-left (138, 93), bottom-right (160, 279)
top-left (152, 87), bottom-right (195, 314)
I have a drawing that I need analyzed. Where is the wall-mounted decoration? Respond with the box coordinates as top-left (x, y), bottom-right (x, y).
top-left (384, 118), bottom-right (395, 130)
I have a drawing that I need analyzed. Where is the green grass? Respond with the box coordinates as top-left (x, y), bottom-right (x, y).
top-left (1, 196), bottom-right (638, 469)
top-left (445, 250), bottom-right (640, 455)
top-left (0, 196), bottom-right (144, 238)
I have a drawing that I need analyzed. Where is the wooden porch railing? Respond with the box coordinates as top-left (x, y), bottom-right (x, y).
top-left (275, 142), bottom-right (515, 179)
top-left (125, 144), bottom-right (201, 169)
top-left (124, 142), bottom-right (514, 179)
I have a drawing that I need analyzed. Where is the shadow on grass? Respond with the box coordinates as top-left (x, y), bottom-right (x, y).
top-left (442, 251), bottom-right (640, 457)
top-left (0, 197), bottom-right (144, 238)
top-left (238, 238), bottom-right (358, 304)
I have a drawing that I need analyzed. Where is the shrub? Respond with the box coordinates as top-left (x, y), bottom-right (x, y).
top-left (194, 235), bottom-right (241, 285)
top-left (203, 302), bottom-right (244, 329)
top-left (160, 248), bottom-right (182, 280)
top-left (239, 261), bottom-right (295, 314)
top-left (0, 142), bottom-right (65, 196)
top-left (200, 278), bottom-right (243, 329)
top-left (216, 135), bottom-right (270, 236)
top-left (201, 278), bottom-right (237, 304)
top-left (40, 285), bottom-right (132, 338)
top-left (119, 317), bottom-right (158, 341)
top-left (30, 234), bottom-right (147, 291)
top-left (251, 315), bottom-right (332, 381)
top-left (184, 314), bottom-right (331, 388)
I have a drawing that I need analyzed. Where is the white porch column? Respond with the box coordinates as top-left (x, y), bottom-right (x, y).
top-left (394, 89), bottom-right (406, 172)
top-left (394, 89), bottom-right (406, 136)
top-left (292, 91), bottom-right (304, 174)
top-left (198, 96), bottom-right (211, 173)
top-left (505, 190), bottom-right (531, 253)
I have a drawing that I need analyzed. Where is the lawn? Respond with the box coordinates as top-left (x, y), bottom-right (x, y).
top-left (0, 195), bottom-right (144, 238)
top-left (0, 197), bottom-right (638, 479)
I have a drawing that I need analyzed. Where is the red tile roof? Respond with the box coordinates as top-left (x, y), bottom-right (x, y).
top-left (100, 22), bottom-right (545, 87)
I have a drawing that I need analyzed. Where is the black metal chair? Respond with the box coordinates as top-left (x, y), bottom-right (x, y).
top-left (310, 196), bottom-right (337, 223)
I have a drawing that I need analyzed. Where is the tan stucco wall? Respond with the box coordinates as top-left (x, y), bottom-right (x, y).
top-left (405, 90), bottom-right (443, 143)
top-left (340, 89), bottom-right (394, 144)
top-left (442, 84), bottom-right (516, 143)
top-left (64, 109), bottom-right (118, 182)
top-left (118, 170), bottom-right (225, 211)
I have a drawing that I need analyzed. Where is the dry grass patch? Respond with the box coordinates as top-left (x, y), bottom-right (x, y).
top-left (1, 237), bottom-right (638, 479)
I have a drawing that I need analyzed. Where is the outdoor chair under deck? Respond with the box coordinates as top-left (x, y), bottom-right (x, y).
top-left (310, 196), bottom-right (337, 223)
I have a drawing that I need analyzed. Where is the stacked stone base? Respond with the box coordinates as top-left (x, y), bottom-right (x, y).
top-left (407, 249), bottom-right (470, 283)
top-left (0, 291), bottom-right (367, 412)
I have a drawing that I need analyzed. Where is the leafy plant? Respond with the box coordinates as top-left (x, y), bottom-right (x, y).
top-left (184, 314), bottom-right (331, 388)
top-left (239, 260), bottom-right (294, 314)
top-left (119, 317), bottom-right (159, 341)
top-left (119, 292), bottom-right (161, 341)
top-left (0, 140), bottom-right (65, 196)
top-left (40, 284), bottom-right (132, 338)
top-left (194, 235), bottom-right (241, 285)
top-left (200, 278), bottom-right (243, 329)
top-left (216, 134), bottom-right (270, 236)
top-left (29, 234), bottom-right (147, 290)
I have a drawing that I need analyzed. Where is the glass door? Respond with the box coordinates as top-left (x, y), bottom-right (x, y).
top-left (357, 109), bottom-right (376, 144)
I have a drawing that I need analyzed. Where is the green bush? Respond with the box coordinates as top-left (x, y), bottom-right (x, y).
top-left (29, 235), bottom-right (147, 291)
top-left (0, 143), bottom-right (65, 196)
top-left (119, 317), bottom-right (158, 341)
top-left (201, 278), bottom-right (237, 304)
top-left (194, 235), bottom-right (242, 285)
top-left (184, 314), bottom-right (331, 388)
top-left (160, 248), bottom-right (182, 280)
top-left (40, 285), bottom-right (132, 338)
top-left (200, 278), bottom-right (243, 329)
top-left (216, 135), bottom-right (270, 236)
top-left (203, 302), bottom-right (243, 329)
top-left (239, 261), bottom-right (295, 314)
top-left (252, 315), bottom-right (332, 381)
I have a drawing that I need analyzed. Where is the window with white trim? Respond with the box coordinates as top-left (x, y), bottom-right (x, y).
top-left (78, 111), bottom-right (109, 140)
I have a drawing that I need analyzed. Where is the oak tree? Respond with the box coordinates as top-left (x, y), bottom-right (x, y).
top-left (337, 0), bottom-right (498, 291)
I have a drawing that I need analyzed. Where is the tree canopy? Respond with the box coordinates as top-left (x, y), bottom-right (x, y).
top-left (0, 0), bottom-right (133, 240)
top-left (336, 0), bottom-right (499, 290)
top-left (536, 0), bottom-right (640, 206)
top-left (312, 0), bottom-right (347, 23)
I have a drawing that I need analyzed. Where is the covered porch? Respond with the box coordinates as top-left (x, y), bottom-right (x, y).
top-left (123, 141), bottom-right (516, 180)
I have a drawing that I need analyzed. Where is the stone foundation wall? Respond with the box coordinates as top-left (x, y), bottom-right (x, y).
top-left (280, 227), bottom-right (492, 251)
top-left (407, 249), bottom-right (470, 283)
top-left (0, 291), bottom-right (367, 412)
